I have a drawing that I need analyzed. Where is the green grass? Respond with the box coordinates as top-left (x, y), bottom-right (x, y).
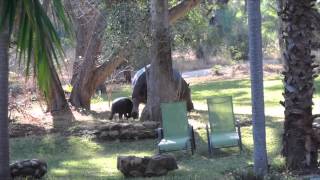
top-left (11, 116), bottom-right (286, 179)
top-left (12, 76), bottom-right (320, 179)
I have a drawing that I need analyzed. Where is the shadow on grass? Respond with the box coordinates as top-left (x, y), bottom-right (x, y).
top-left (10, 123), bottom-right (47, 138)
top-left (10, 111), bottom-right (286, 179)
top-left (51, 108), bottom-right (75, 132)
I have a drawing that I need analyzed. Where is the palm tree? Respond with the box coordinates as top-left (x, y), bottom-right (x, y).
top-left (0, 0), bottom-right (68, 178)
top-left (280, 0), bottom-right (318, 170)
top-left (0, 3), bottom-right (10, 178)
top-left (247, 0), bottom-right (268, 176)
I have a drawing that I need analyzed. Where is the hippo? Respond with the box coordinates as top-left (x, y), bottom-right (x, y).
top-left (131, 66), bottom-right (194, 119)
top-left (109, 97), bottom-right (134, 120)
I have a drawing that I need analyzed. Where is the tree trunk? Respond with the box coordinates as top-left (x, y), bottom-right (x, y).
top-left (276, 0), bottom-right (284, 63)
top-left (148, 0), bottom-right (178, 123)
top-left (247, 0), bottom-right (268, 176)
top-left (65, 0), bottom-right (203, 110)
top-left (281, 0), bottom-right (318, 170)
top-left (42, 0), bottom-right (69, 113)
top-left (0, 8), bottom-right (10, 179)
top-left (46, 58), bottom-right (69, 112)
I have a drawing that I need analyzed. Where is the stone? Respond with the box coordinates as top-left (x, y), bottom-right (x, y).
top-left (142, 121), bottom-right (159, 129)
top-left (117, 154), bottom-right (178, 177)
top-left (145, 154), bottom-right (178, 176)
top-left (133, 124), bottom-right (146, 131)
top-left (108, 130), bottom-right (120, 139)
top-left (117, 156), bottom-right (150, 177)
top-left (108, 123), bottom-right (122, 131)
top-left (10, 159), bottom-right (47, 179)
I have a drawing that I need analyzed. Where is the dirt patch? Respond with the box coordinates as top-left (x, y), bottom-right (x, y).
top-left (8, 63), bottom-right (282, 138)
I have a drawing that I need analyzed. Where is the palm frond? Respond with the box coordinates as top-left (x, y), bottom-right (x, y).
top-left (0, 0), bottom-right (70, 103)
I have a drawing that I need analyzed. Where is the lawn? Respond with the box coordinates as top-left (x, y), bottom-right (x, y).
top-left (12, 76), bottom-right (320, 179)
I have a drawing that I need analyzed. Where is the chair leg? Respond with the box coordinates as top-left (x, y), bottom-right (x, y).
top-left (191, 126), bottom-right (196, 150)
top-left (238, 127), bottom-right (243, 153)
top-left (191, 142), bottom-right (194, 155)
top-left (206, 125), bottom-right (212, 156)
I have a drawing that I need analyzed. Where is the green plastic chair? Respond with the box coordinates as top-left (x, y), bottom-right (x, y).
top-left (157, 101), bottom-right (196, 154)
top-left (206, 96), bottom-right (242, 155)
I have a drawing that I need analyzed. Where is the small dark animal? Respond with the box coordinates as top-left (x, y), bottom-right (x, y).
top-left (109, 97), bottom-right (133, 120)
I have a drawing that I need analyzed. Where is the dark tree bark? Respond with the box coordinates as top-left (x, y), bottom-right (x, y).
top-left (0, 4), bottom-right (10, 178)
top-left (247, 0), bottom-right (268, 176)
top-left (148, 0), bottom-right (178, 123)
top-left (280, 0), bottom-right (318, 170)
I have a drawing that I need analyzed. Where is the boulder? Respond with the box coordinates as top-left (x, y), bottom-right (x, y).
top-left (10, 159), bottom-right (47, 179)
top-left (117, 154), bottom-right (178, 177)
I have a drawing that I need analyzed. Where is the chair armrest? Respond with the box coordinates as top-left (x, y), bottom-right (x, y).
top-left (156, 128), bottom-right (163, 142)
top-left (235, 119), bottom-right (241, 127)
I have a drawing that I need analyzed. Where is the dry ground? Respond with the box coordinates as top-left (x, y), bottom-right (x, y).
top-left (8, 63), bottom-right (283, 138)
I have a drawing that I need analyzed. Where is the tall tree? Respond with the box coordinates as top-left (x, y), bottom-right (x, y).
top-left (247, 0), bottom-right (268, 176)
top-left (0, 0), bottom-right (68, 178)
top-left (0, 1), bottom-right (10, 178)
top-left (148, 0), bottom-right (178, 123)
top-left (66, 0), bottom-right (202, 110)
top-left (280, 0), bottom-right (318, 170)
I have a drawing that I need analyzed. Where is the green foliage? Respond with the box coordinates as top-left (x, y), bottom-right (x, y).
top-left (172, 0), bottom-right (279, 62)
top-left (211, 64), bottom-right (222, 75)
top-left (0, 0), bottom-right (69, 102)
top-left (103, 1), bottom-right (150, 69)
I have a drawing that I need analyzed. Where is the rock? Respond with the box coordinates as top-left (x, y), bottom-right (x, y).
top-left (99, 131), bottom-right (110, 139)
top-left (133, 124), bottom-right (146, 131)
top-left (142, 122), bottom-right (159, 129)
top-left (145, 154), bottom-right (178, 176)
top-left (108, 130), bottom-right (120, 139)
top-left (117, 156), bottom-right (150, 177)
top-left (108, 123), bottom-right (122, 131)
top-left (117, 154), bottom-right (178, 177)
top-left (120, 129), bottom-right (133, 139)
top-left (10, 159), bottom-right (47, 179)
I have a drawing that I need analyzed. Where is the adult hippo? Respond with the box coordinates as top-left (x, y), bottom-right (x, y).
top-left (131, 66), bottom-right (194, 119)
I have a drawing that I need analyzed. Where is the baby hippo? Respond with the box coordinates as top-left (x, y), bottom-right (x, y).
top-left (109, 97), bottom-right (133, 120)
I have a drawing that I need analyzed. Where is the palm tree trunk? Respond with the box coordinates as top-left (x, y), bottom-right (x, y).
top-left (0, 11), bottom-right (10, 179)
top-left (281, 0), bottom-right (318, 170)
top-left (41, 0), bottom-right (69, 113)
top-left (247, 0), bottom-right (268, 176)
top-left (46, 58), bottom-right (69, 112)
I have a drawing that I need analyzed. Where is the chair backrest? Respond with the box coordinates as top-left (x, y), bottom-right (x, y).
top-left (161, 101), bottom-right (189, 139)
top-left (207, 96), bottom-right (236, 134)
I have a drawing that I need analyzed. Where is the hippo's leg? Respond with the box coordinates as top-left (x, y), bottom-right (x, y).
top-left (119, 113), bottom-right (123, 119)
top-left (125, 113), bottom-right (130, 119)
top-left (131, 98), bottom-right (140, 119)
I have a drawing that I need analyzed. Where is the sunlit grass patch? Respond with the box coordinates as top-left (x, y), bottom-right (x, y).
top-left (12, 76), bottom-right (316, 179)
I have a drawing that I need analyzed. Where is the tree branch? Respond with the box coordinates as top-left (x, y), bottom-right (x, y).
top-left (169, 0), bottom-right (201, 24)
top-left (93, 48), bottom-right (127, 86)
